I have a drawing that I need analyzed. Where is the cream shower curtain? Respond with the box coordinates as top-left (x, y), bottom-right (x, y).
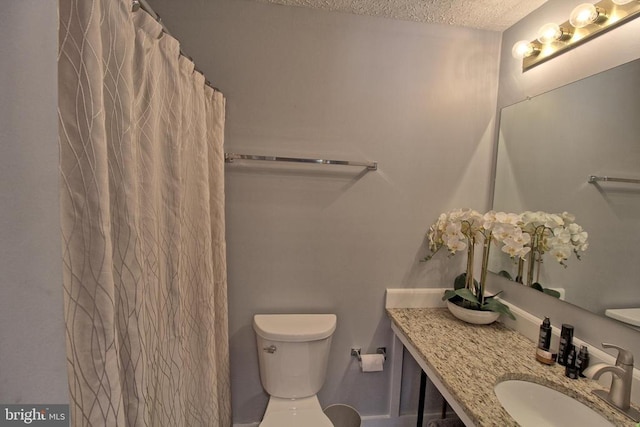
top-left (58, 0), bottom-right (231, 425)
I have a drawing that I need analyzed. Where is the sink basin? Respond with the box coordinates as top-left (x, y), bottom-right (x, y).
top-left (605, 308), bottom-right (640, 330)
top-left (494, 380), bottom-right (613, 427)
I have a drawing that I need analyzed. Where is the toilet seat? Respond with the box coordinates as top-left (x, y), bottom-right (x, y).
top-left (259, 396), bottom-right (333, 427)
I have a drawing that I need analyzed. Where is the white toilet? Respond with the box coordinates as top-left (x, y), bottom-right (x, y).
top-left (253, 313), bottom-right (337, 427)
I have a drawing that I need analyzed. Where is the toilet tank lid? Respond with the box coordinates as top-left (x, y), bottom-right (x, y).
top-left (253, 314), bottom-right (337, 342)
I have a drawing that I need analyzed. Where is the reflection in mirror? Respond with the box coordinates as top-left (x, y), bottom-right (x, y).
top-left (490, 58), bottom-right (640, 330)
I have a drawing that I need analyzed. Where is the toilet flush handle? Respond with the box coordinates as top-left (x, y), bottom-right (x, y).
top-left (263, 345), bottom-right (277, 354)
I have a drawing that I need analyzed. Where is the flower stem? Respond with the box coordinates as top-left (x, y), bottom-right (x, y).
top-left (515, 257), bottom-right (524, 283)
top-left (465, 236), bottom-right (475, 296)
top-left (527, 249), bottom-right (536, 287)
top-left (480, 233), bottom-right (491, 305)
top-left (527, 229), bottom-right (541, 286)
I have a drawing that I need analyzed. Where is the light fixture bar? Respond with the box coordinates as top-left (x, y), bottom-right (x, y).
top-left (521, 0), bottom-right (640, 72)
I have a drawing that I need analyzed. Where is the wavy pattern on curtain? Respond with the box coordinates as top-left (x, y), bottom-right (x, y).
top-left (58, 0), bottom-right (231, 425)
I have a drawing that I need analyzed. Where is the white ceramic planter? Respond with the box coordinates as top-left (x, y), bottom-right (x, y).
top-left (446, 300), bottom-right (500, 325)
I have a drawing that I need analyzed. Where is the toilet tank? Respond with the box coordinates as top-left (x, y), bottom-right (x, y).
top-left (253, 314), bottom-right (337, 399)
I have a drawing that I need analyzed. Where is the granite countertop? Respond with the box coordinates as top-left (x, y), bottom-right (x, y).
top-left (387, 307), bottom-right (637, 427)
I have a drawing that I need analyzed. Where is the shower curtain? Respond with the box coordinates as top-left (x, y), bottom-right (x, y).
top-left (58, 0), bottom-right (231, 425)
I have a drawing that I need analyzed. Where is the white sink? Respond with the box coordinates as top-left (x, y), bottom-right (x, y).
top-left (494, 380), bottom-right (613, 427)
top-left (605, 308), bottom-right (640, 330)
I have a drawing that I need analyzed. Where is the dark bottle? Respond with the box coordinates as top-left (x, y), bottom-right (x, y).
top-left (565, 345), bottom-right (577, 377)
top-left (576, 345), bottom-right (590, 377)
top-left (566, 365), bottom-right (579, 379)
top-left (557, 324), bottom-right (574, 366)
top-left (538, 317), bottom-right (552, 351)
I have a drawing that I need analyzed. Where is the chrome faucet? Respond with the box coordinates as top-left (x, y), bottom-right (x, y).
top-left (583, 343), bottom-right (640, 422)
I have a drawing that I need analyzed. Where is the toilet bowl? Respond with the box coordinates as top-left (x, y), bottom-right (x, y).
top-left (259, 395), bottom-right (331, 427)
top-left (253, 314), bottom-right (337, 427)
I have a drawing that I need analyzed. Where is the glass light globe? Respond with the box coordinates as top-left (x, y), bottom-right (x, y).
top-left (612, 0), bottom-right (634, 4)
top-left (537, 23), bottom-right (563, 44)
top-left (512, 40), bottom-right (536, 59)
top-left (570, 3), bottom-right (600, 28)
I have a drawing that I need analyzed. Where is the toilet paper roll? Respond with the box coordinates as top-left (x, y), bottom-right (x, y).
top-left (359, 354), bottom-right (385, 372)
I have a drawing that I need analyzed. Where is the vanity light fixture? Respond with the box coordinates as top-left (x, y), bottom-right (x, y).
top-left (511, 40), bottom-right (540, 59)
top-left (569, 3), bottom-right (608, 28)
top-left (513, 0), bottom-right (640, 72)
top-left (537, 23), bottom-right (573, 43)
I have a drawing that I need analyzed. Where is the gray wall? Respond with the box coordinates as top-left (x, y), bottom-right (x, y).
top-left (2, 0), bottom-right (637, 422)
top-left (149, 0), bottom-right (501, 423)
top-left (0, 1), bottom-right (68, 404)
top-left (490, 0), bottom-right (640, 363)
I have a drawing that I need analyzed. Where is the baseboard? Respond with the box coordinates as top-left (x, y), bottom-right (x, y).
top-left (361, 413), bottom-right (462, 427)
top-left (233, 412), bottom-right (460, 427)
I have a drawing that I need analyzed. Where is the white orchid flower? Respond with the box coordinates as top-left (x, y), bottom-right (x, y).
top-left (444, 222), bottom-right (462, 236)
top-left (561, 211), bottom-right (576, 223)
top-left (501, 241), bottom-right (531, 258)
top-left (550, 244), bottom-right (572, 263)
top-left (500, 212), bottom-right (521, 225)
top-left (492, 224), bottom-right (517, 242)
top-left (553, 227), bottom-right (572, 244)
top-left (444, 235), bottom-right (466, 253)
top-left (546, 214), bottom-right (564, 228)
top-left (482, 211), bottom-right (498, 230)
top-left (509, 230), bottom-right (531, 246)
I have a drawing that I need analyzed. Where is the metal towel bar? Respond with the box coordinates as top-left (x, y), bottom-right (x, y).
top-left (588, 175), bottom-right (640, 185)
top-left (224, 153), bottom-right (378, 171)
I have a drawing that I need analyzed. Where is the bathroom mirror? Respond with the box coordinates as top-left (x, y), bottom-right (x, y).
top-left (490, 57), bottom-right (640, 329)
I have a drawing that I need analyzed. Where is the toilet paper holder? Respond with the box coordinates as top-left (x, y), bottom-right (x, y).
top-left (351, 347), bottom-right (386, 362)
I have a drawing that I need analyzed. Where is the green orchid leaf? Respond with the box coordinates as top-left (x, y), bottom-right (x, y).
top-left (442, 288), bottom-right (480, 304)
top-left (498, 270), bottom-right (513, 280)
top-left (531, 282), bottom-right (544, 292)
top-left (442, 289), bottom-right (458, 301)
top-left (453, 272), bottom-right (479, 292)
top-left (453, 273), bottom-right (466, 290)
top-left (483, 291), bottom-right (503, 300)
top-left (482, 298), bottom-right (516, 320)
top-left (455, 288), bottom-right (480, 304)
top-left (542, 288), bottom-right (561, 298)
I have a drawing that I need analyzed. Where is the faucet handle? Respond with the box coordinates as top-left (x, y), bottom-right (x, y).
top-left (602, 343), bottom-right (634, 366)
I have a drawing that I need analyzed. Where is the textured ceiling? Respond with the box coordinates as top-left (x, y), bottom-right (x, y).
top-left (255, 0), bottom-right (548, 31)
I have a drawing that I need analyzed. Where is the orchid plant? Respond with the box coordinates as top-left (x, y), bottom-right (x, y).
top-left (515, 211), bottom-right (589, 291)
top-left (424, 208), bottom-right (588, 318)
top-left (425, 208), bottom-right (523, 320)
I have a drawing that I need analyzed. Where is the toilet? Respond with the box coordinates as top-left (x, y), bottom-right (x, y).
top-left (253, 313), bottom-right (337, 427)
